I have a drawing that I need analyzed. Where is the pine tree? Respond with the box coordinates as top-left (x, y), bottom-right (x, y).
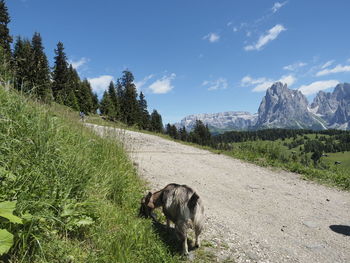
top-left (166, 123), bottom-right (171, 135)
top-left (52, 41), bottom-right (69, 102)
top-left (64, 64), bottom-right (80, 110)
top-left (138, 92), bottom-right (150, 129)
top-left (91, 92), bottom-right (99, 114)
top-left (31, 32), bottom-right (52, 102)
top-left (13, 37), bottom-right (34, 92)
top-left (191, 120), bottom-right (211, 146)
top-left (179, 126), bottom-right (188, 141)
top-left (150, 110), bottom-right (163, 133)
top-left (79, 79), bottom-right (96, 113)
top-left (100, 90), bottom-right (113, 117)
top-left (0, 0), bottom-right (12, 58)
top-left (120, 70), bottom-right (139, 125)
top-left (107, 81), bottom-right (118, 120)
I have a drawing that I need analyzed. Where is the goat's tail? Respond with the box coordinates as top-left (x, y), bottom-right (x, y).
top-left (188, 192), bottom-right (199, 212)
top-left (188, 192), bottom-right (204, 232)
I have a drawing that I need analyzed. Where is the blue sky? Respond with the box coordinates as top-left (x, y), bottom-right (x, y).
top-left (7, 0), bottom-right (350, 124)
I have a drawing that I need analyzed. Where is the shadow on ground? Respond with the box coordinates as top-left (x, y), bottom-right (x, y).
top-left (152, 220), bottom-right (197, 255)
top-left (329, 225), bottom-right (350, 236)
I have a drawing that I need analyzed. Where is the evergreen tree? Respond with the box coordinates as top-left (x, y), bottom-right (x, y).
top-left (52, 41), bottom-right (69, 102)
top-left (190, 120), bottom-right (211, 146)
top-left (165, 123), bottom-right (171, 135)
top-left (150, 110), bottom-right (163, 133)
top-left (64, 64), bottom-right (80, 110)
top-left (100, 90), bottom-right (113, 117)
top-left (0, 45), bottom-right (11, 85)
top-left (138, 92), bottom-right (150, 129)
top-left (179, 126), bottom-right (188, 141)
top-left (0, 0), bottom-right (12, 57)
top-left (80, 79), bottom-right (96, 113)
top-left (107, 81), bottom-right (118, 120)
top-left (120, 70), bottom-right (139, 125)
top-left (13, 37), bottom-right (34, 92)
top-left (31, 32), bottom-right (52, 102)
top-left (91, 92), bottom-right (99, 114)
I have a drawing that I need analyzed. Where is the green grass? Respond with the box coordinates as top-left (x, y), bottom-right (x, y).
top-left (324, 152), bottom-right (350, 170)
top-left (0, 87), bottom-right (183, 263)
top-left (222, 140), bottom-right (349, 190)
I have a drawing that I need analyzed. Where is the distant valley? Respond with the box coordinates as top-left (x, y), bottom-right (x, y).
top-left (175, 82), bottom-right (350, 132)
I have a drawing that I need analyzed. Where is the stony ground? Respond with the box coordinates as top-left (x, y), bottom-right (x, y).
top-left (88, 124), bottom-right (350, 263)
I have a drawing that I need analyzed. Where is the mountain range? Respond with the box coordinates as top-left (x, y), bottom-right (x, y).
top-left (175, 82), bottom-right (350, 132)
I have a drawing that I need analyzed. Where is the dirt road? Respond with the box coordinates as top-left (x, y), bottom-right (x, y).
top-left (88, 124), bottom-right (350, 263)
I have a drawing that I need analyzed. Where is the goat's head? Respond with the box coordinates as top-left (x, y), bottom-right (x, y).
top-left (139, 192), bottom-right (155, 218)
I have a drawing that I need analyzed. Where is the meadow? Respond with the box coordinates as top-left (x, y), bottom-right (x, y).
top-left (0, 87), bottom-right (183, 263)
top-left (222, 134), bottom-right (350, 190)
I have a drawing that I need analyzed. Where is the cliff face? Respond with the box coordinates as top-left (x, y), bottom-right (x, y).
top-left (311, 83), bottom-right (350, 129)
top-left (255, 82), bottom-right (325, 129)
top-left (175, 111), bottom-right (257, 131)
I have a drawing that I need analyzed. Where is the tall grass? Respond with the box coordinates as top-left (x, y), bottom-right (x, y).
top-left (0, 86), bottom-right (180, 262)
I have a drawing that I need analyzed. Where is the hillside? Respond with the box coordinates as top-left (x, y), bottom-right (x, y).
top-left (0, 87), bottom-right (180, 263)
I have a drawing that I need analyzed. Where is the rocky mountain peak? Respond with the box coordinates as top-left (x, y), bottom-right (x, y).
top-left (311, 83), bottom-right (350, 128)
top-left (256, 82), bottom-right (324, 129)
top-left (175, 82), bottom-right (349, 132)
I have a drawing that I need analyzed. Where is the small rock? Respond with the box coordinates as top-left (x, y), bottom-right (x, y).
top-left (303, 221), bottom-right (318, 228)
top-left (305, 244), bottom-right (324, 250)
top-left (326, 198), bottom-right (330, 202)
top-left (247, 185), bottom-right (260, 190)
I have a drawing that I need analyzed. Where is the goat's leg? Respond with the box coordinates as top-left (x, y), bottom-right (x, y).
top-left (176, 222), bottom-right (188, 255)
top-left (194, 224), bottom-right (202, 248)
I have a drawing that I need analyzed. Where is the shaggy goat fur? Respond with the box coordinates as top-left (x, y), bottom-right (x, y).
top-left (140, 183), bottom-right (204, 255)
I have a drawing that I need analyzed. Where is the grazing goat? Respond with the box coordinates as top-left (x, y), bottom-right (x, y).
top-left (139, 183), bottom-right (204, 255)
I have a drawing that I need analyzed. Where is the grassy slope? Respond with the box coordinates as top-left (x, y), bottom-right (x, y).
top-left (224, 138), bottom-right (350, 190)
top-left (0, 87), bottom-right (181, 263)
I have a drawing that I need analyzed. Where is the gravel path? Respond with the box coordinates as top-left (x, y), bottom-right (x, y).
top-left (88, 124), bottom-right (350, 263)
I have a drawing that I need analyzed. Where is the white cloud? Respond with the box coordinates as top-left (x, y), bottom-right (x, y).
top-left (135, 74), bottom-right (154, 91)
top-left (88, 75), bottom-right (114, 95)
top-left (244, 24), bottom-right (286, 51)
top-left (321, 60), bottom-right (335, 69)
top-left (241, 75), bottom-right (268, 86)
top-left (203, 33), bottom-right (220, 43)
top-left (253, 81), bottom-right (275, 92)
top-left (69, 57), bottom-right (89, 70)
top-left (283, 62), bottom-right (307, 71)
top-left (298, 80), bottom-right (339, 95)
top-left (148, 73), bottom-right (176, 94)
top-left (272, 1), bottom-right (288, 13)
top-left (202, 78), bottom-right (229, 91)
top-left (233, 27), bottom-right (238, 32)
top-left (316, 64), bottom-right (350, 76)
top-left (279, 75), bottom-right (296, 86)
top-left (241, 74), bottom-right (295, 92)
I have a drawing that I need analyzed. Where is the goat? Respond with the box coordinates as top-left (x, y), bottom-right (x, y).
top-left (139, 183), bottom-right (204, 255)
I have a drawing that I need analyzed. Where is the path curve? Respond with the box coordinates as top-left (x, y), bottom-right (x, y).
top-left (88, 124), bottom-right (350, 263)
